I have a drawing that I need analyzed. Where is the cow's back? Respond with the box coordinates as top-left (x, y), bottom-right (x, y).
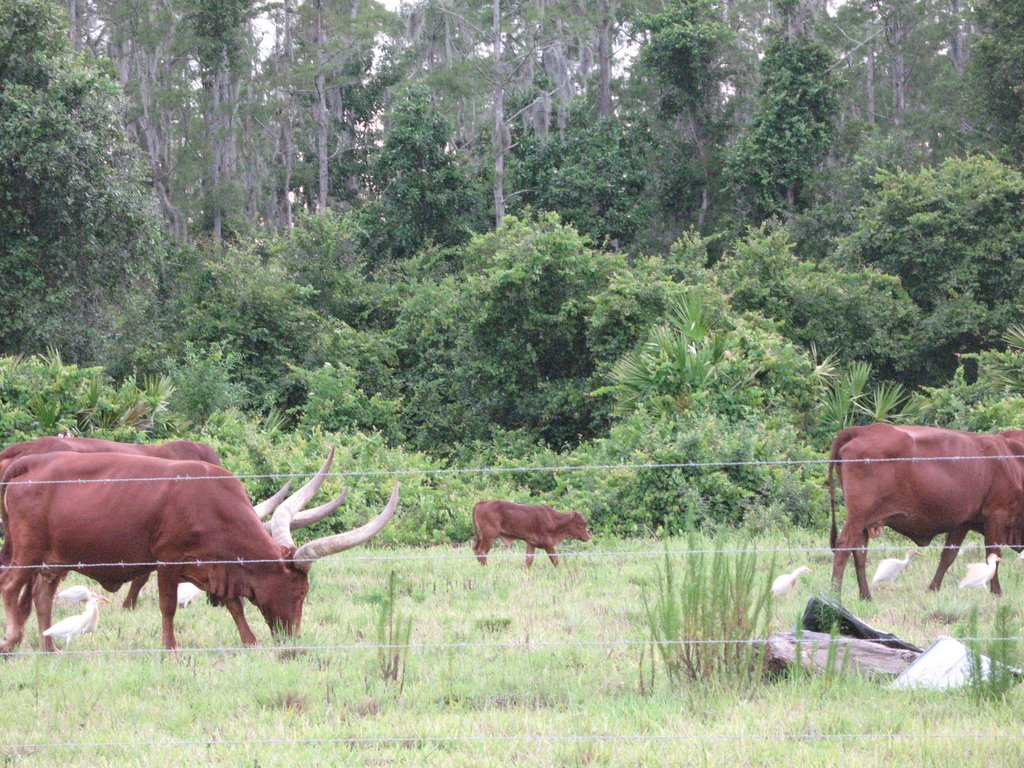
top-left (837, 424), bottom-right (1024, 539)
top-left (474, 500), bottom-right (560, 540)
top-left (2, 452), bottom-right (270, 584)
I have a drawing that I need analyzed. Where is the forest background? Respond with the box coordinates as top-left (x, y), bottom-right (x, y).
top-left (2, 0), bottom-right (1024, 545)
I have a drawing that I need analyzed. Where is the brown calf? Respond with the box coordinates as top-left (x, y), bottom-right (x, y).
top-left (472, 500), bottom-right (591, 568)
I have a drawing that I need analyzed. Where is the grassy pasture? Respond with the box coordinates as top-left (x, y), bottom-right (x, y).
top-left (2, 530), bottom-right (1023, 766)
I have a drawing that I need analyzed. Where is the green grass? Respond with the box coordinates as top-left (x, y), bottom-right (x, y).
top-left (2, 530), bottom-right (1023, 766)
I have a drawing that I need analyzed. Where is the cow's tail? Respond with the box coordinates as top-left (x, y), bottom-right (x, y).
top-left (0, 459), bottom-right (16, 567)
top-left (470, 503), bottom-right (481, 550)
top-left (828, 428), bottom-right (858, 551)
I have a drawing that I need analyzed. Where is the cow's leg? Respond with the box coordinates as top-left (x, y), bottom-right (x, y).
top-left (544, 547), bottom-right (560, 566)
top-left (222, 597), bottom-right (258, 646)
top-left (122, 573), bottom-right (150, 610)
top-left (475, 535), bottom-right (495, 566)
top-left (33, 571), bottom-right (64, 653)
top-left (525, 545), bottom-right (536, 569)
top-left (0, 567), bottom-right (35, 653)
top-left (831, 525), bottom-right (872, 600)
top-left (852, 541), bottom-right (871, 600)
top-left (983, 522), bottom-right (1004, 597)
top-left (929, 528), bottom-right (968, 591)
top-left (156, 569), bottom-right (179, 650)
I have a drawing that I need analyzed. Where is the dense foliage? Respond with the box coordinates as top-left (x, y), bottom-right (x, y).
top-left (3, 0), bottom-right (1024, 544)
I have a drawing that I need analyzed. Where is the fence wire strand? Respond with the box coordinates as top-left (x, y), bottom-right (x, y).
top-left (4, 635), bottom-right (1024, 660)
top-left (4, 730), bottom-right (1017, 752)
top-left (5, 452), bottom-right (1024, 487)
top-left (0, 539), bottom-right (1017, 570)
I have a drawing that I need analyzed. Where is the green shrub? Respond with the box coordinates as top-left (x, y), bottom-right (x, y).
top-left (642, 545), bottom-right (773, 688)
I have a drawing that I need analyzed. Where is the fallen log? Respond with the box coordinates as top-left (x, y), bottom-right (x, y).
top-left (764, 630), bottom-right (921, 677)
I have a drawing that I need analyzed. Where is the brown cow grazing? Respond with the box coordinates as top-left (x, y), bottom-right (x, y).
top-left (829, 424), bottom-right (1024, 600)
top-left (472, 500), bottom-right (591, 568)
top-left (0, 452), bottom-right (398, 651)
top-left (0, 437), bottom-right (225, 613)
top-left (0, 437), bottom-right (345, 628)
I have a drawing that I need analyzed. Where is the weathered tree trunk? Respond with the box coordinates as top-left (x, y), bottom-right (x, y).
top-left (947, 0), bottom-right (966, 76)
top-left (687, 112), bottom-right (711, 226)
top-left (492, 0), bottom-right (506, 227)
top-left (597, 2), bottom-right (614, 117)
top-left (66, 0), bottom-right (86, 50)
top-left (886, 10), bottom-right (908, 126)
top-left (315, 0), bottom-right (329, 213)
top-left (865, 39), bottom-right (876, 125)
top-left (763, 631), bottom-right (920, 677)
top-left (281, 0), bottom-right (295, 228)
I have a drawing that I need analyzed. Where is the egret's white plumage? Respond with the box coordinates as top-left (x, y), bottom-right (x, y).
top-left (42, 593), bottom-right (110, 649)
top-left (177, 582), bottom-right (203, 608)
top-left (871, 550), bottom-right (920, 585)
top-left (958, 553), bottom-right (1001, 589)
top-left (771, 566), bottom-right (811, 596)
top-left (55, 585), bottom-right (93, 603)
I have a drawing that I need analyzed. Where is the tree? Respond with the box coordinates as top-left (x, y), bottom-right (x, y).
top-left (638, 0), bottom-right (733, 226)
top-left (511, 113), bottom-right (652, 248)
top-left (728, 29), bottom-right (838, 220)
top-left (839, 155), bottom-right (1024, 385)
top-left (359, 86), bottom-right (484, 261)
top-left (714, 221), bottom-right (920, 380)
top-left (0, 0), bottom-right (159, 362)
top-left (182, 0), bottom-right (255, 243)
top-left (391, 213), bottom-right (665, 451)
top-left (971, 0), bottom-right (1024, 163)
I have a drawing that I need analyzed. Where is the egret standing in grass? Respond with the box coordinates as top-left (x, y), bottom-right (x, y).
top-left (42, 592), bottom-right (111, 650)
top-left (772, 566), bottom-right (811, 597)
top-left (958, 553), bottom-right (1001, 590)
top-left (177, 582), bottom-right (203, 608)
top-left (55, 584), bottom-right (94, 603)
top-left (871, 550), bottom-right (921, 585)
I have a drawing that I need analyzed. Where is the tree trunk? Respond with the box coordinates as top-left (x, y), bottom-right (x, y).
top-left (886, 10), bottom-right (907, 126)
top-left (315, 0), bottom-right (329, 212)
top-left (764, 631), bottom-right (920, 677)
top-left (865, 39), bottom-right (876, 125)
top-left (948, 0), bottom-right (966, 76)
top-left (281, 0), bottom-right (295, 228)
top-left (597, 3), bottom-right (613, 117)
top-left (492, 0), bottom-right (506, 227)
top-left (66, 0), bottom-right (85, 51)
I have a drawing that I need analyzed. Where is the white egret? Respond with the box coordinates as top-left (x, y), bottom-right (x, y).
top-left (958, 553), bottom-right (1001, 590)
top-left (177, 582), bottom-right (203, 608)
top-left (55, 584), bottom-right (93, 603)
top-left (42, 592), bottom-right (111, 650)
top-left (871, 550), bottom-right (921, 585)
top-left (772, 566), bottom-right (812, 597)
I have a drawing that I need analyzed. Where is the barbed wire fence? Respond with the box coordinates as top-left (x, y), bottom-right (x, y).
top-left (3, 452), bottom-right (1024, 756)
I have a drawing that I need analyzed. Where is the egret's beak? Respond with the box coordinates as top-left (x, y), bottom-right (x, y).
top-left (97, 596), bottom-right (111, 604)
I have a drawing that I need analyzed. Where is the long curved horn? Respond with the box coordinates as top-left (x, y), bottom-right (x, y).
top-left (253, 481), bottom-right (292, 520)
top-left (263, 489), bottom-right (350, 535)
top-left (290, 489), bottom-right (349, 530)
top-left (291, 482), bottom-right (399, 572)
top-left (268, 448), bottom-right (336, 547)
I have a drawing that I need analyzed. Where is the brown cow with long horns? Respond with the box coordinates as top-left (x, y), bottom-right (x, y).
top-left (0, 437), bottom-right (348, 654)
top-left (0, 451), bottom-right (397, 651)
top-left (829, 424), bottom-right (1024, 600)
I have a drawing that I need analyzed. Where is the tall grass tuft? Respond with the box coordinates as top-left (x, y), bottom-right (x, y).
top-left (376, 570), bottom-right (413, 692)
top-left (963, 604), bottom-right (1021, 702)
top-left (642, 543), bottom-right (773, 689)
